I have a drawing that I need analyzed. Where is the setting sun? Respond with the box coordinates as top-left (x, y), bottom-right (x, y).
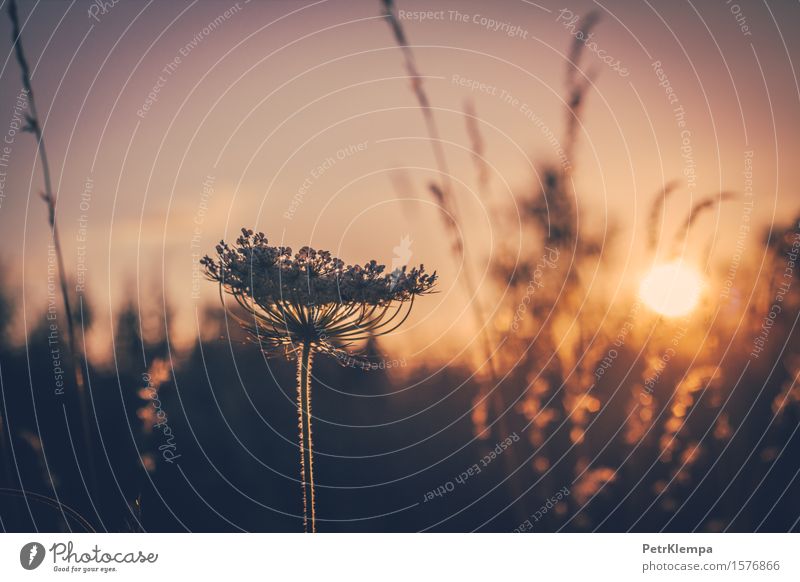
top-left (639, 262), bottom-right (704, 318)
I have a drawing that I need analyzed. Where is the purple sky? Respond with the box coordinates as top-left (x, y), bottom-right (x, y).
top-left (0, 0), bottom-right (798, 363)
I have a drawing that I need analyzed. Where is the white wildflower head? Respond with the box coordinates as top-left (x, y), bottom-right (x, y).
top-left (201, 229), bottom-right (436, 362)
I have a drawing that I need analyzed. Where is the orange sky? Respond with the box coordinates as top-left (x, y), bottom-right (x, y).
top-left (1, 0), bottom-right (798, 365)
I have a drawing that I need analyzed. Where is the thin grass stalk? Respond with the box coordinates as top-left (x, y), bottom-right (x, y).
top-left (563, 12), bottom-right (599, 167)
top-left (647, 181), bottom-right (681, 253)
top-left (7, 0), bottom-right (96, 492)
top-left (382, 1), bottom-right (527, 522)
top-left (383, 3), bottom-right (511, 429)
top-left (463, 100), bottom-right (491, 199)
top-left (672, 192), bottom-right (737, 256)
top-left (381, 0), bottom-right (453, 200)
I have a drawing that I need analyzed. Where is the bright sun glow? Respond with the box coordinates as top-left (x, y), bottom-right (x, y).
top-left (639, 262), bottom-right (704, 318)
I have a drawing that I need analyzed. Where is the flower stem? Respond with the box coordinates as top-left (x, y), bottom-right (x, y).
top-left (296, 341), bottom-right (316, 532)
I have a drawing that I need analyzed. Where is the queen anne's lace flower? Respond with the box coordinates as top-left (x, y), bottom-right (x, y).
top-left (202, 229), bottom-right (436, 533)
top-left (201, 229), bottom-right (436, 360)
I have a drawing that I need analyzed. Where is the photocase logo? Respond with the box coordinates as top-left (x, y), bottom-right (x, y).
top-left (19, 542), bottom-right (45, 570)
top-left (389, 235), bottom-right (413, 289)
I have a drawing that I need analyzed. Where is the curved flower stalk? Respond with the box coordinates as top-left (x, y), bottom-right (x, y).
top-left (201, 229), bottom-right (436, 532)
top-left (7, 0), bottom-right (98, 494)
